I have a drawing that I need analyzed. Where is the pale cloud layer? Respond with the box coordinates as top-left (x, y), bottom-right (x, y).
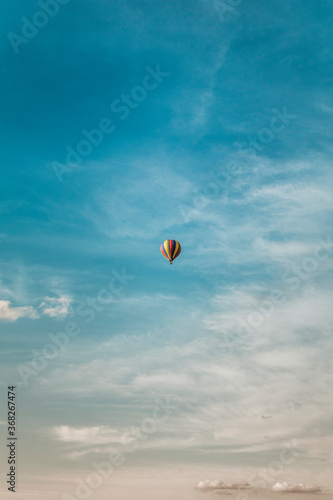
top-left (29, 281), bottom-right (332, 474)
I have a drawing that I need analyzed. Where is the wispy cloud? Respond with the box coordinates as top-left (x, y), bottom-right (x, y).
top-left (39, 296), bottom-right (72, 318)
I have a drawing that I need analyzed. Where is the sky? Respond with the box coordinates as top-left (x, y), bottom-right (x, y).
top-left (1, 0), bottom-right (333, 499)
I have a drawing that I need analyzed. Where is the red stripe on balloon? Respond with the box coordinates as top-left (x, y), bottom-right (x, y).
top-left (169, 239), bottom-right (174, 258)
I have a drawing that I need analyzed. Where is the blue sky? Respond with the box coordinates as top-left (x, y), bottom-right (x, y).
top-left (1, 1), bottom-right (333, 499)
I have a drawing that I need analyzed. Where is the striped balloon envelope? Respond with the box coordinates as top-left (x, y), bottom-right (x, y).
top-left (160, 239), bottom-right (181, 264)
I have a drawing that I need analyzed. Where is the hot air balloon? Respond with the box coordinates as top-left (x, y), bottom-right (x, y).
top-left (160, 239), bottom-right (181, 264)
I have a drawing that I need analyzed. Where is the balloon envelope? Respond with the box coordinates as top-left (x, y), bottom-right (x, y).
top-left (160, 240), bottom-right (181, 264)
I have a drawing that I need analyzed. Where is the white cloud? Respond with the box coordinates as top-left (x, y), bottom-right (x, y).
top-left (40, 295), bottom-right (72, 317)
top-left (272, 482), bottom-right (322, 493)
top-left (252, 238), bottom-right (313, 262)
top-left (53, 425), bottom-right (125, 446)
top-left (252, 184), bottom-right (333, 216)
top-left (196, 480), bottom-right (251, 490)
top-left (0, 300), bottom-right (38, 322)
